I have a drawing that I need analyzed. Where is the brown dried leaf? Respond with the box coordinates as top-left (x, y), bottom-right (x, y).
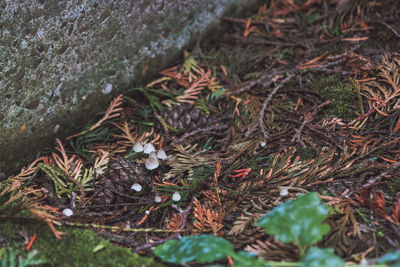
top-left (228, 216), bottom-right (252, 236)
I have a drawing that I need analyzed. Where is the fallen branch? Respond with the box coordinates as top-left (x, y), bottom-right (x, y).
top-left (259, 73), bottom-right (295, 139)
top-left (231, 69), bottom-right (287, 96)
top-left (291, 100), bottom-right (333, 145)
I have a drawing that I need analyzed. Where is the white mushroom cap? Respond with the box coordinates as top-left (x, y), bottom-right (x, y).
top-left (143, 143), bottom-right (156, 154)
top-left (149, 151), bottom-right (158, 159)
top-left (145, 157), bottom-right (159, 170)
top-left (280, 187), bottom-right (289, 196)
top-left (172, 191), bottom-right (181, 202)
top-left (53, 124), bottom-right (60, 134)
top-left (154, 195), bottom-right (162, 203)
top-left (157, 149), bottom-right (167, 160)
top-left (131, 183), bottom-right (142, 192)
top-left (260, 141), bottom-right (267, 147)
top-left (132, 141), bottom-right (144, 153)
top-left (62, 208), bottom-right (74, 217)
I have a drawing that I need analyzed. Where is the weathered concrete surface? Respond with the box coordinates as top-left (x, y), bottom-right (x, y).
top-left (0, 0), bottom-right (262, 175)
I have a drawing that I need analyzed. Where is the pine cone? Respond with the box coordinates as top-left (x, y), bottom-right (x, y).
top-left (160, 104), bottom-right (217, 132)
top-left (91, 159), bottom-right (150, 206)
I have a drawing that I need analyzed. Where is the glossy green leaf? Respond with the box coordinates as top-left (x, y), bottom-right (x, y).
top-left (232, 251), bottom-right (271, 267)
top-left (301, 247), bottom-right (344, 267)
top-left (256, 193), bottom-right (330, 248)
top-left (154, 235), bottom-right (234, 264)
top-left (378, 250), bottom-right (400, 267)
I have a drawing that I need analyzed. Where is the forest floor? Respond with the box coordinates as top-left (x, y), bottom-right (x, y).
top-left (2, 0), bottom-right (400, 266)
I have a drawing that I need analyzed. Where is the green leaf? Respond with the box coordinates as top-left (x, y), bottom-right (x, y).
top-left (301, 247), bottom-right (344, 267)
top-left (92, 240), bottom-right (108, 253)
top-left (256, 193), bottom-right (330, 249)
top-left (19, 250), bottom-right (47, 266)
top-left (378, 249), bottom-right (400, 267)
top-left (232, 251), bottom-right (271, 267)
top-left (154, 235), bottom-right (234, 264)
top-left (1, 248), bottom-right (46, 267)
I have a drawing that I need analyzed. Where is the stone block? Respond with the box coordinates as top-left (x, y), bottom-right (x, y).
top-left (0, 0), bottom-right (262, 175)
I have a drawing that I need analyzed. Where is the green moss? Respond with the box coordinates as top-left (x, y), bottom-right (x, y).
top-left (0, 220), bottom-right (20, 239)
top-left (387, 179), bottom-right (400, 195)
top-left (0, 221), bottom-right (163, 267)
top-left (317, 74), bottom-right (356, 119)
top-left (38, 227), bottom-right (163, 267)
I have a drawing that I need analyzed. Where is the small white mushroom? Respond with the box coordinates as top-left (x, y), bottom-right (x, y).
top-left (154, 195), bottom-right (162, 203)
top-left (172, 191), bottom-right (181, 202)
top-left (132, 141), bottom-right (144, 153)
top-left (130, 183), bottom-right (142, 192)
top-left (62, 208), bottom-right (74, 217)
top-left (149, 151), bottom-right (158, 159)
top-left (280, 187), bottom-right (289, 196)
top-left (260, 141), bottom-right (267, 147)
top-left (143, 143), bottom-right (156, 154)
top-left (157, 149), bottom-right (167, 160)
top-left (145, 210), bottom-right (150, 215)
top-left (102, 83), bottom-right (113, 95)
top-left (53, 124), bottom-right (60, 134)
top-left (145, 157), bottom-right (159, 170)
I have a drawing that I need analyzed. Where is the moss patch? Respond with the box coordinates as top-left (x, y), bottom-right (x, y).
top-left (0, 221), bottom-right (163, 267)
top-left (317, 74), bottom-right (356, 119)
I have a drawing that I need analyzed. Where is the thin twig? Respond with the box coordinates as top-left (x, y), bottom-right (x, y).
top-left (231, 70), bottom-right (287, 96)
top-left (291, 115), bottom-right (308, 146)
top-left (230, 34), bottom-right (299, 47)
top-left (259, 73), bottom-right (295, 139)
top-left (244, 123), bottom-right (259, 138)
top-left (172, 203), bottom-right (193, 231)
top-left (309, 58), bottom-right (346, 70)
top-left (311, 68), bottom-right (352, 75)
top-left (134, 204), bottom-right (193, 252)
top-left (378, 20), bottom-right (400, 39)
top-left (65, 221), bottom-right (185, 233)
top-left (177, 123), bottom-right (229, 142)
top-left (363, 163), bottom-right (400, 188)
top-left (291, 100), bottom-right (333, 144)
top-left (347, 104), bottom-right (380, 126)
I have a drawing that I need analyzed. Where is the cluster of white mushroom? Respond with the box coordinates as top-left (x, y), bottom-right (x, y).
top-left (130, 141), bottom-right (181, 203)
top-left (132, 141), bottom-right (167, 170)
top-left (152, 192), bottom-right (181, 202)
top-left (131, 181), bottom-right (182, 203)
